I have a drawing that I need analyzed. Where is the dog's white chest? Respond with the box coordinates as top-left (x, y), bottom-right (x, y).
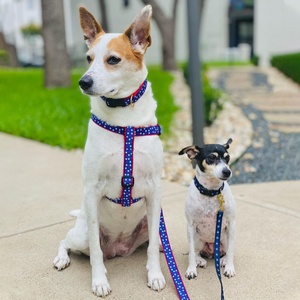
top-left (83, 120), bottom-right (163, 200)
top-left (185, 184), bottom-right (233, 243)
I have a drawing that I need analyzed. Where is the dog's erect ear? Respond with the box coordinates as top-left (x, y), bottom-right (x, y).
top-left (125, 5), bottom-right (152, 55)
top-left (79, 7), bottom-right (104, 48)
top-left (179, 146), bottom-right (201, 160)
top-left (223, 138), bottom-right (233, 150)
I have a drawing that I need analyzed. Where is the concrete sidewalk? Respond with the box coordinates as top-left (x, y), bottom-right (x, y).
top-left (1, 132), bottom-right (300, 300)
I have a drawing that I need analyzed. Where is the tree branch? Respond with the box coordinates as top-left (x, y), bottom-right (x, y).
top-left (141, 0), bottom-right (168, 33)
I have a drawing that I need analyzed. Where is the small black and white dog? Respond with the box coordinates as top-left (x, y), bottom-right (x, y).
top-left (179, 139), bottom-right (236, 279)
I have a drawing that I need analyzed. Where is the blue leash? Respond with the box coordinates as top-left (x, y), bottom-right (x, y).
top-left (215, 210), bottom-right (225, 300)
top-left (214, 191), bottom-right (226, 300)
top-left (159, 209), bottom-right (190, 300)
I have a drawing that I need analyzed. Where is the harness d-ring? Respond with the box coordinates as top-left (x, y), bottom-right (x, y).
top-left (130, 94), bottom-right (135, 107)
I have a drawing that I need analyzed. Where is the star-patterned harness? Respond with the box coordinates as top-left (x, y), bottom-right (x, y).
top-left (91, 112), bottom-right (190, 300)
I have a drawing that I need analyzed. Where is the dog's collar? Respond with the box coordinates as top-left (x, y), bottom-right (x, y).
top-left (100, 79), bottom-right (147, 108)
top-left (194, 176), bottom-right (224, 197)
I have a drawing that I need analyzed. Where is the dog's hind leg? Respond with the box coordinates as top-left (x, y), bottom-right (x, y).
top-left (145, 179), bottom-right (166, 292)
top-left (53, 207), bottom-right (89, 270)
top-left (186, 226), bottom-right (207, 279)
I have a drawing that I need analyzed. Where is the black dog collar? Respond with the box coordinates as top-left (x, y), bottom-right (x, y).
top-left (100, 79), bottom-right (147, 108)
top-left (194, 176), bottom-right (224, 197)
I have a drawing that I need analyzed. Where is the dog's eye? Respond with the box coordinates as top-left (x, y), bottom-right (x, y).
top-left (107, 56), bottom-right (121, 65)
top-left (206, 154), bottom-right (216, 164)
top-left (224, 155), bottom-right (230, 163)
top-left (87, 55), bottom-right (92, 64)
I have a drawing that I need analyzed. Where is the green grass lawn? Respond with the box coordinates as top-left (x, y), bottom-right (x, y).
top-left (0, 66), bottom-right (177, 150)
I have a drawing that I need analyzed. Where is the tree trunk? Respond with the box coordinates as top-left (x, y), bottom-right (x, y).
top-left (141, 0), bottom-right (178, 70)
top-left (41, 0), bottom-right (71, 88)
top-left (99, 0), bottom-right (109, 32)
top-left (0, 32), bottom-right (20, 67)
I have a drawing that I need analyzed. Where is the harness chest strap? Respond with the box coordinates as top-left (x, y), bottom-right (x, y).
top-left (91, 114), bottom-right (190, 300)
top-left (91, 114), bottom-right (161, 206)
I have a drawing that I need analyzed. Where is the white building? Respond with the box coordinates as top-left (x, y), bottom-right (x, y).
top-left (254, 0), bottom-right (300, 66)
top-left (1, 0), bottom-right (300, 67)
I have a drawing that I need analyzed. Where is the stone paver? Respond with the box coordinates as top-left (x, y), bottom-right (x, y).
top-left (208, 66), bottom-right (300, 184)
top-left (162, 70), bottom-right (253, 186)
top-left (1, 133), bottom-right (300, 300)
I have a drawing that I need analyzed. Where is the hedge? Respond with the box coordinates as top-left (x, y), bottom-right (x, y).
top-left (180, 62), bottom-right (223, 125)
top-left (270, 52), bottom-right (300, 85)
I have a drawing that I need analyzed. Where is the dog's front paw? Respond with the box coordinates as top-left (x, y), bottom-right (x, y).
top-left (185, 266), bottom-right (197, 280)
top-left (196, 255), bottom-right (207, 268)
top-left (148, 272), bottom-right (166, 292)
top-left (220, 255), bottom-right (227, 268)
top-left (224, 265), bottom-right (236, 278)
top-left (92, 277), bottom-right (112, 297)
top-left (53, 254), bottom-right (70, 271)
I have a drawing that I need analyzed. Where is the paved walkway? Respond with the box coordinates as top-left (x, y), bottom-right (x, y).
top-left (1, 132), bottom-right (300, 300)
top-left (209, 66), bottom-right (300, 184)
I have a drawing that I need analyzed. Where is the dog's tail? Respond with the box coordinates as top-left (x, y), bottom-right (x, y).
top-left (69, 209), bottom-right (80, 218)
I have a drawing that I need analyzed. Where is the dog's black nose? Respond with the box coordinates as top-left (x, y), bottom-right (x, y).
top-left (79, 75), bottom-right (93, 90)
top-left (222, 168), bottom-right (231, 178)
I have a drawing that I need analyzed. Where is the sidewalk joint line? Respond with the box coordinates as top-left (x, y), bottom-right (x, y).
top-left (0, 218), bottom-right (75, 239)
top-left (236, 198), bottom-right (300, 219)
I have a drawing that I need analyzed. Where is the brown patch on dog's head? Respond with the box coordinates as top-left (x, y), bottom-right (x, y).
top-left (79, 7), bottom-right (105, 47)
top-left (105, 34), bottom-right (144, 71)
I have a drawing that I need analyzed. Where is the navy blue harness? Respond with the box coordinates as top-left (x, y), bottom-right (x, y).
top-left (194, 176), bottom-right (225, 300)
top-left (91, 112), bottom-right (190, 299)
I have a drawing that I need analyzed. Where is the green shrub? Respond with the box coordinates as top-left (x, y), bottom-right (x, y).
top-left (251, 55), bottom-right (259, 66)
top-left (271, 52), bottom-right (300, 85)
top-left (21, 23), bottom-right (42, 37)
top-left (0, 49), bottom-right (9, 64)
top-left (180, 62), bottom-right (223, 125)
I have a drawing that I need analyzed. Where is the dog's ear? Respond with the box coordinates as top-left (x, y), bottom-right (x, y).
top-left (179, 146), bottom-right (201, 160)
top-left (125, 5), bottom-right (152, 56)
top-left (223, 138), bottom-right (233, 150)
top-left (79, 7), bottom-right (105, 48)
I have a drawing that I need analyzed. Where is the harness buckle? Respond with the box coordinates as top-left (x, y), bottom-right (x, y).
top-left (121, 176), bottom-right (135, 188)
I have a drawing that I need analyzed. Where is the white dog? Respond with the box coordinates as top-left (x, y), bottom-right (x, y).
top-left (53, 6), bottom-right (166, 297)
top-left (179, 139), bottom-right (236, 280)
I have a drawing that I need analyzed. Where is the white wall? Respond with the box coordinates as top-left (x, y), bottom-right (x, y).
top-left (69, 0), bottom-right (229, 65)
top-left (200, 0), bottom-right (229, 61)
top-left (67, 0), bottom-right (189, 66)
top-left (254, 0), bottom-right (300, 66)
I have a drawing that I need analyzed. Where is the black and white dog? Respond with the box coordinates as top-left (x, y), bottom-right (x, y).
top-left (179, 139), bottom-right (236, 279)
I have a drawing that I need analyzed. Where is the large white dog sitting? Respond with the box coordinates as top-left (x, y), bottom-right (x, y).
top-left (53, 6), bottom-right (166, 297)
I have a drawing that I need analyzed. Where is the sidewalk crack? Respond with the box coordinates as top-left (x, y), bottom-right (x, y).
top-left (0, 218), bottom-right (75, 239)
